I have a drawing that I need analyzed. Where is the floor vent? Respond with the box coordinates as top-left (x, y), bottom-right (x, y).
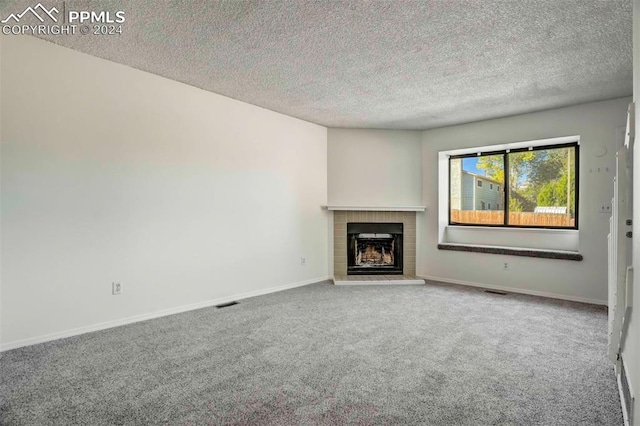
top-left (620, 356), bottom-right (635, 426)
top-left (484, 290), bottom-right (507, 295)
top-left (216, 301), bottom-right (239, 309)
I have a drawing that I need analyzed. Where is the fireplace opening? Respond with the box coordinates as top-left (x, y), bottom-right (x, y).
top-left (347, 223), bottom-right (403, 275)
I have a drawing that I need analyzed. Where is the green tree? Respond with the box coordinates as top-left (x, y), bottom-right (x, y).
top-left (476, 154), bottom-right (504, 184)
top-left (477, 151), bottom-right (537, 191)
top-left (509, 197), bottom-right (524, 212)
top-left (537, 173), bottom-right (575, 213)
top-left (476, 147), bottom-right (575, 214)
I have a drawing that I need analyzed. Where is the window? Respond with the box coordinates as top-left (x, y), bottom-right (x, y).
top-left (449, 142), bottom-right (578, 228)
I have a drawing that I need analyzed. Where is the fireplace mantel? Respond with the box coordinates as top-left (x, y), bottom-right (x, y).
top-left (324, 205), bottom-right (426, 212)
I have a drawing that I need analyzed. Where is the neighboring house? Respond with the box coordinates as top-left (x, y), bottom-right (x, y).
top-left (450, 160), bottom-right (504, 210)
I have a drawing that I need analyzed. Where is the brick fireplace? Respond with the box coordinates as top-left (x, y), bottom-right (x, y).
top-left (333, 210), bottom-right (416, 276)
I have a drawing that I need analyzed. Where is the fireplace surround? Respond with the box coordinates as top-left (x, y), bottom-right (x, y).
top-left (333, 210), bottom-right (416, 277)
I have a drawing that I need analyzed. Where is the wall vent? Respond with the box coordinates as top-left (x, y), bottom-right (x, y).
top-left (216, 301), bottom-right (239, 309)
top-left (484, 290), bottom-right (507, 295)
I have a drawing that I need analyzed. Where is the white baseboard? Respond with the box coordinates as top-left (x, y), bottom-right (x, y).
top-left (420, 275), bottom-right (607, 306)
top-left (1, 276), bottom-right (330, 352)
top-left (618, 356), bottom-right (635, 426)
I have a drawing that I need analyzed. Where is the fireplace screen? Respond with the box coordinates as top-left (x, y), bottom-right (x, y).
top-left (347, 223), bottom-right (403, 275)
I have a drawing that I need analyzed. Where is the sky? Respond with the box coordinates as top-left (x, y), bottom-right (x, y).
top-left (462, 156), bottom-right (525, 185)
top-left (462, 157), bottom-right (484, 175)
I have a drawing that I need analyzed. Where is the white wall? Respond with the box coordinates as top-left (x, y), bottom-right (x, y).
top-left (623, 1), bottom-right (640, 423)
top-left (420, 98), bottom-right (631, 304)
top-left (327, 128), bottom-right (422, 206)
top-left (0, 36), bottom-right (329, 350)
top-left (0, 30), bottom-right (3, 347)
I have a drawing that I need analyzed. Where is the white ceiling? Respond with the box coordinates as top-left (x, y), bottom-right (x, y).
top-left (2, 0), bottom-right (633, 129)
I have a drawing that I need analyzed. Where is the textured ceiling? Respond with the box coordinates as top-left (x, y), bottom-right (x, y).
top-left (1, 0), bottom-right (633, 129)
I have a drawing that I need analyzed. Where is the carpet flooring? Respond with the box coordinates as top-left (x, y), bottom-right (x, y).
top-left (0, 281), bottom-right (623, 425)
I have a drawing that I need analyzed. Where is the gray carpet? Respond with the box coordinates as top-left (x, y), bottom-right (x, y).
top-left (0, 281), bottom-right (623, 425)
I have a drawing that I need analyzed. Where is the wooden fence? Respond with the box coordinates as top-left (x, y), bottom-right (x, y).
top-left (450, 210), bottom-right (574, 227)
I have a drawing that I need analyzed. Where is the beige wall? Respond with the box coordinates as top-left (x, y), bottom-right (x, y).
top-left (0, 36), bottom-right (329, 349)
top-left (623, 1), bottom-right (640, 423)
top-left (327, 129), bottom-right (422, 206)
top-left (420, 97), bottom-right (630, 304)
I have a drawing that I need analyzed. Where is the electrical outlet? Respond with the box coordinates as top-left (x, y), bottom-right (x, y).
top-left (503, 262), bottom-right (509, 271)
top-left (112, 281), bottom-right (122, 295)
top-left (301, 257), bottom-right (306, 266)
top-left (600, 205), bottom-right (612, 214)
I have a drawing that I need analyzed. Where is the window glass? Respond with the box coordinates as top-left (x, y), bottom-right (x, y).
top-left (449, 155), bottom-right (504, 225)
top-left (449, 143), bottom-right (577, 228)
top-left (507, 147), bottom-right (576, 227)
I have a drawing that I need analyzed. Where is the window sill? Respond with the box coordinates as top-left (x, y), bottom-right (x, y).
top-left (437, 243), bottom-right (583, 261)
top-left (446, 225), bottom-right (578, 234)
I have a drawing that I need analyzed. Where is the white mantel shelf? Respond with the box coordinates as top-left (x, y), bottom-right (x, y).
top-left (324, 205), bottom-right (427, 212)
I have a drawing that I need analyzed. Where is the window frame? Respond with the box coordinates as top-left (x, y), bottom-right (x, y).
top-left (448, 142), bottom-right (579, 230)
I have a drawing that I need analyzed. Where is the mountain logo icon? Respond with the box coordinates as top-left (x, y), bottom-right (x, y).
top-left (2, 3), bottom-right (59, 24)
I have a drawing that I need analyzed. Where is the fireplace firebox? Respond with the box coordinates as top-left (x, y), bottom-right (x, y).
top-left (347, 223), bottom-right (403, 275)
